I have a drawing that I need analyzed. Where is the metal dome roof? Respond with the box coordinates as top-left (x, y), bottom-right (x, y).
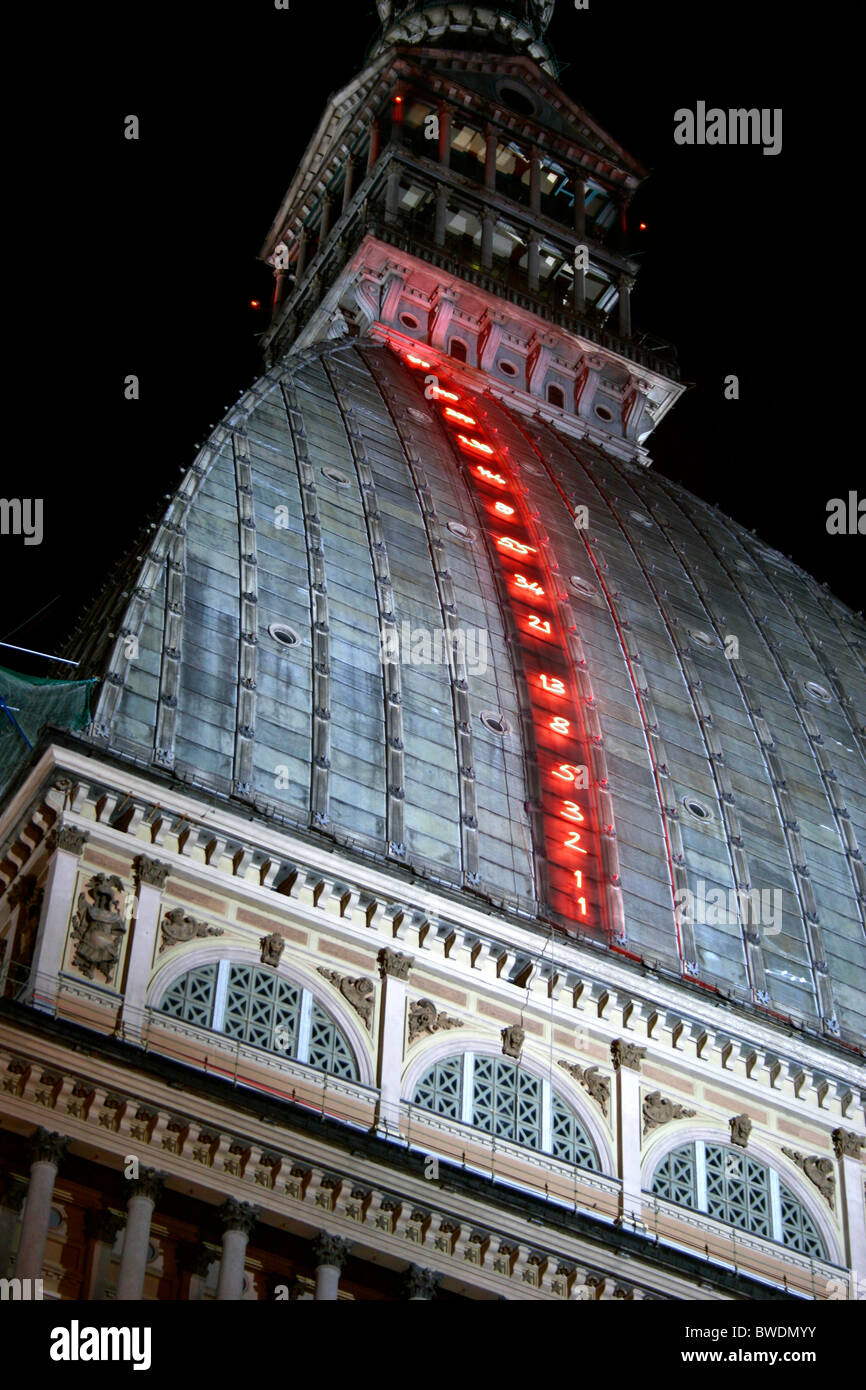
top-left (79, 337), bottom-right (866, 1048)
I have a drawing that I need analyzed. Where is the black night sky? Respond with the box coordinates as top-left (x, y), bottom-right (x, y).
top-left (4, 1), bottom-right (857, 682)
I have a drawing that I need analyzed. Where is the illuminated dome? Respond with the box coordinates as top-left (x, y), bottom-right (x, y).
top-left (67, 335), bottom-right (866, 1050)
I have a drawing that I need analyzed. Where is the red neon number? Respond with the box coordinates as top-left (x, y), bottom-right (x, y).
top-left (476, 465), bottom-right (507, 486)
top-left (457, 434), bottom-right (494, 455)
top-left (528, 614), bottom-right (552, 635)
top-left (514, 574), bottom-right (544, 596)
top-left (427, 384), bottom-right (459, 401)
top-left (576, 896), bottom-right (588, 916)
top-left (552, 763), bottom-right (581, 782)
top-left (562, 803), bottom-right (586, 827)
top-left (573, 869), bottom-right (583, 889)
top-left (539, 674), bottom-right (566, 694)
top-left (443, 407), bottom-right (477, 426)
top-left (406, 353), bottom-right (432, 368)
top-left (565, 829), bottom-right (587, 848)
top-left (494, 501), bottom-right (515, 517)
top-left (549, 716), bottom-right (570, 734)
top-left (498, 536), bottom-right (535, 556)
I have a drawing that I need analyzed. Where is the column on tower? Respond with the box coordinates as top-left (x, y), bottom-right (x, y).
top-left (0, 1179), bottom-right (27, 1277)
top-left (484, 125), bottom-right (497, 190)
top-left (367, 119), bottom-right (381, 172)
top-left (115, 1169), bottom-right (164, 1301)
top-left (215, 1199), bottom-right (259, 1300)
top-left (403, 1264), bottom-right (442, 1300)
top-left (311, 1232), bottom-right (351, 1300)
top-left (13, 1128), bottom-right (68, 1281)
top-left (617, 275), bottom-right (634, 337)
top-left (573, 173), bottom-right (587, 313)
top-left (530, 149), bottom-right (541, 214)
top-left (437, 103), bottom-right (451, 167)
top-left (84, 1209), bottom-right (125, 1300)
top-left (342, 157), bottom-right (357, 216)
top-left (528, 236), bottom-right (541, 293)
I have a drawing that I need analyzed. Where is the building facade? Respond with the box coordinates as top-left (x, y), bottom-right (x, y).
top-left (1, 1), bottom-right (864, 1301)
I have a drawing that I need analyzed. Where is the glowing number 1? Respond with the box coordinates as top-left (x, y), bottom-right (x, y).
top-left (540, 674), bottom-right (566, 694)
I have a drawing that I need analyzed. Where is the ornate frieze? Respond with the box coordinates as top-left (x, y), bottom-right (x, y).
top-left (642, 1090), bottom-right (697, 1136)
top-left (159, 907), bottom-right (223, 953)
top-left (781, 1147), bottom-right (835, 1210)
top-left (407, 997), bottom-right (464, 1044)
top-left (317, 967), bottom-right (375, 1028)
top-left (70, 874), bottom-right (127, 984)
top-left (557, 1060), bottom-right (610, 1118)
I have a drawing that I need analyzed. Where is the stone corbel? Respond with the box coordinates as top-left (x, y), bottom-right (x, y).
top-left (526, 330), bottom-right (557, 395)
top-left (380, 265), bottom-right (408, 325)
top-left (575, 353), bottom-right (608, 421)
top-left (429, 286), bottom-right (458, 350)
top-left (477, 308), bottom-right (510, 371)
top-left (623, 376), bottom-right (653, 442)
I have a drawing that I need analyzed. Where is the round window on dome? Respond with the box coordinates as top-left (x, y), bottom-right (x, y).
top-left (480, 710), bottom-right (512, 736)
top-left (497, 359), bottom-right (518, 377)
top-left (321, 466), bottom-right (350, 487)
top-left (595, 404), bottom-right (614, 422)
top-left (268, 622), bottom-right (301, 649)
top-left (447, 521), bottom-right (476, 543)
top-left (399, 312), bottom-right (419, 329)
top-left (682, 796), bottom-right (713, 823)
top-left (803, 680), bottom-right (832, 704)
top-left (688, 628), bottom-right (716, 649)
top-left (497, 82), bottom-right (537, 117)
top-left (569, 575), bottom-right (597, 599)
top-left (630, 509), bottom-right (653, 528)
top-left (408, 407), bottom-right (432, 424)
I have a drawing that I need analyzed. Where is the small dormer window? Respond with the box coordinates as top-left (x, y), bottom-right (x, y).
top-left (547, 384), bottom-right (565, 408)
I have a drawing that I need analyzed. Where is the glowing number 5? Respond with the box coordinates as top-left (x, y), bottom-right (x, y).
top-left (552, 764), bottom-right (581, 782)
top-left (498, 536), bottom-right (535, 556)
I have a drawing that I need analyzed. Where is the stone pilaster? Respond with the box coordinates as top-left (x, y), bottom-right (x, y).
top-left (611, 1040), bottom-right (645, 1229)
top-left (121, 858), bottom-right (170, 1042)
top-left (375, 948), bottom-right (412, 1136)
top-left (833, 1129), bottom-right (865, 1290)
top-left (25, 827), bottom-right (87, 1010)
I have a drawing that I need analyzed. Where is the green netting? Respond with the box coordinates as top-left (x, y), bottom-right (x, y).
top-left (0, 664), bottom-right (97, 793)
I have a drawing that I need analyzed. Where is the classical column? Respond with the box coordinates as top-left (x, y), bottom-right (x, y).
top-left (573, 174), bottom-right (587, 314)
top-left (833, 1130), bottom-right (866, 1292)
top-left (366, 119), bottom-right (381, 173)
top-left (484, 126), bottom-right (497, 190)
top-left (342, 157), bottom-right (357, 216)
top-left (26, 825), bottom-right (87, 1010)
top-left (272, 266), bottom-right (288, 318)
top-left (295, 229), bottom-right (309, 282)
top-left (178, 1243), bottom-right (219, 1301)
top-left (617, 275), bottom-right (634, 337)
top-left (311, 1232), bottom-right (351, 1300)
top-left (215, 1199), bottom-right (259, 1301)
top-left (84, 1209), bottom-right (125, 1300)
top-left (115, 1169), bottom-right (164, 1301)
top-left (437, 103), bottom-right (451, 167)
top-left (14, 1129), bottom-right (68, 1280)
top-left (527, 236), bottom-right (540, 293)
top-left (434, 187), bottom-right (448, 245)
top-left (404, 1264), bottom-right (442, 1300)
top-left (529, 149), bottom-right (541, 214)
top-left (612, 1040), bottom-right (645, 1229)
top-left (121, 856), bottom-right (170, 1042)
top-left (376, 948), bottom-right (412, 1137)
top-left (481, 214), bottom-right (494, 270)
top-left (0, 1179), bottom-right (27, 1277)
top-left (319, 193), bottom-right (333, 243)
top-left (385, 163), bottom-right (401, 224)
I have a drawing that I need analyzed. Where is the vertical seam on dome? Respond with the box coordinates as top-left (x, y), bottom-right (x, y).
top-left (281, 379), bottom-right (332, 829)
top-left (232, 432), bottom-right (258, 803)
top-left (319, 353), bottom-right (405, 858)
top-left (655, 483), bottom-right (856, 1039)
top-left (359, 346), bottom-right (482, 885)
top-left (152, 529), bottom-right (185, 772)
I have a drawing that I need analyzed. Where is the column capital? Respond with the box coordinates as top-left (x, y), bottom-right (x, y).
top-left (218, 1198), bottom-right (260, 1237)
top-left (617, 273), bottom-right (636, 292)
top-left (378, 947), bottom-right (412, 980)
top-left (48, 825), bottom-right (89, 856)
top-left (85, 1208), bottom-right (126, 1245)
top-left (128, 1167), bottom-right (165, 1204)
top-left (403, 1263), bottom-right (442, 1299)
top-left (311, 1231), bottom-right (352, 1270)
top-left (29, 1127), bottom-right (69, 1168)
top-left (611, 1039), bottom-right (645, 1072)
top-left (832, 1128), bottom-right (864, 1161)
top-left (133, 856), bottom-right (171, 890)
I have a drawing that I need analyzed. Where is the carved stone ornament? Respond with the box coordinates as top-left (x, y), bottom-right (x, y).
top-left (642, 1090), bottom-right (697, 1136)
top-left (260, 931), bottom-right (285, 967)
top-left (128, 1168), bottom-right (165, 1205)
top-left (500, 1024), bottom-right (525, 1059)
top-left (317, 968), bottom-right (375, 1028)
top-left (557, 1061), bottom-right (610, 1118)
top-left (134, 855), bottom-right (171, 890)
top-left (311, 1232), bottom-right (351, 1269)
top-left (70, 874), bottom-right (127, 984)
top-left (159, 906), bottom-right (224, 953)
top-left (218, 1197), bottom-right (260, 1237)
top-left (378, 947), bottom-right (412, 980)
top-left (407, 997), bottom-right (465, 1045)
top-left (832, 1128), bottom-right (864, 1161)
top-left (729, 1113), bottom-right (753, 1148)
top-left (781, 1148), bottom-right (835, 1210)
top-left (52, 825), bottom-right (89, 856)
top-left (29, 1127), bottom-right (69, 1169)
top-left (404, 1264), bottom-right (442, 1299)
top-left (611, 1039), bottom-right (646, 1072)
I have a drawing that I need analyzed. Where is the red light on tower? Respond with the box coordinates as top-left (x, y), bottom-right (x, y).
top-left (639, 222), bottom-right (647, 231)
top-left (250, 299), bottom-right (261, 309)
top-left (457, 433), bottom-right (495, 456)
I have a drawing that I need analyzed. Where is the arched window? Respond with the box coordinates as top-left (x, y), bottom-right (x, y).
top-left (448, 338), bottom-right (467, 362)
top-left (157, 962), bottom-right (357, 1080)
top-left (650, 1142), bottom-right (825, 1257)
top-left (546, 384), bottom-right (565, 408)
top-left (411, 1053), bottom-right (599, 1171)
